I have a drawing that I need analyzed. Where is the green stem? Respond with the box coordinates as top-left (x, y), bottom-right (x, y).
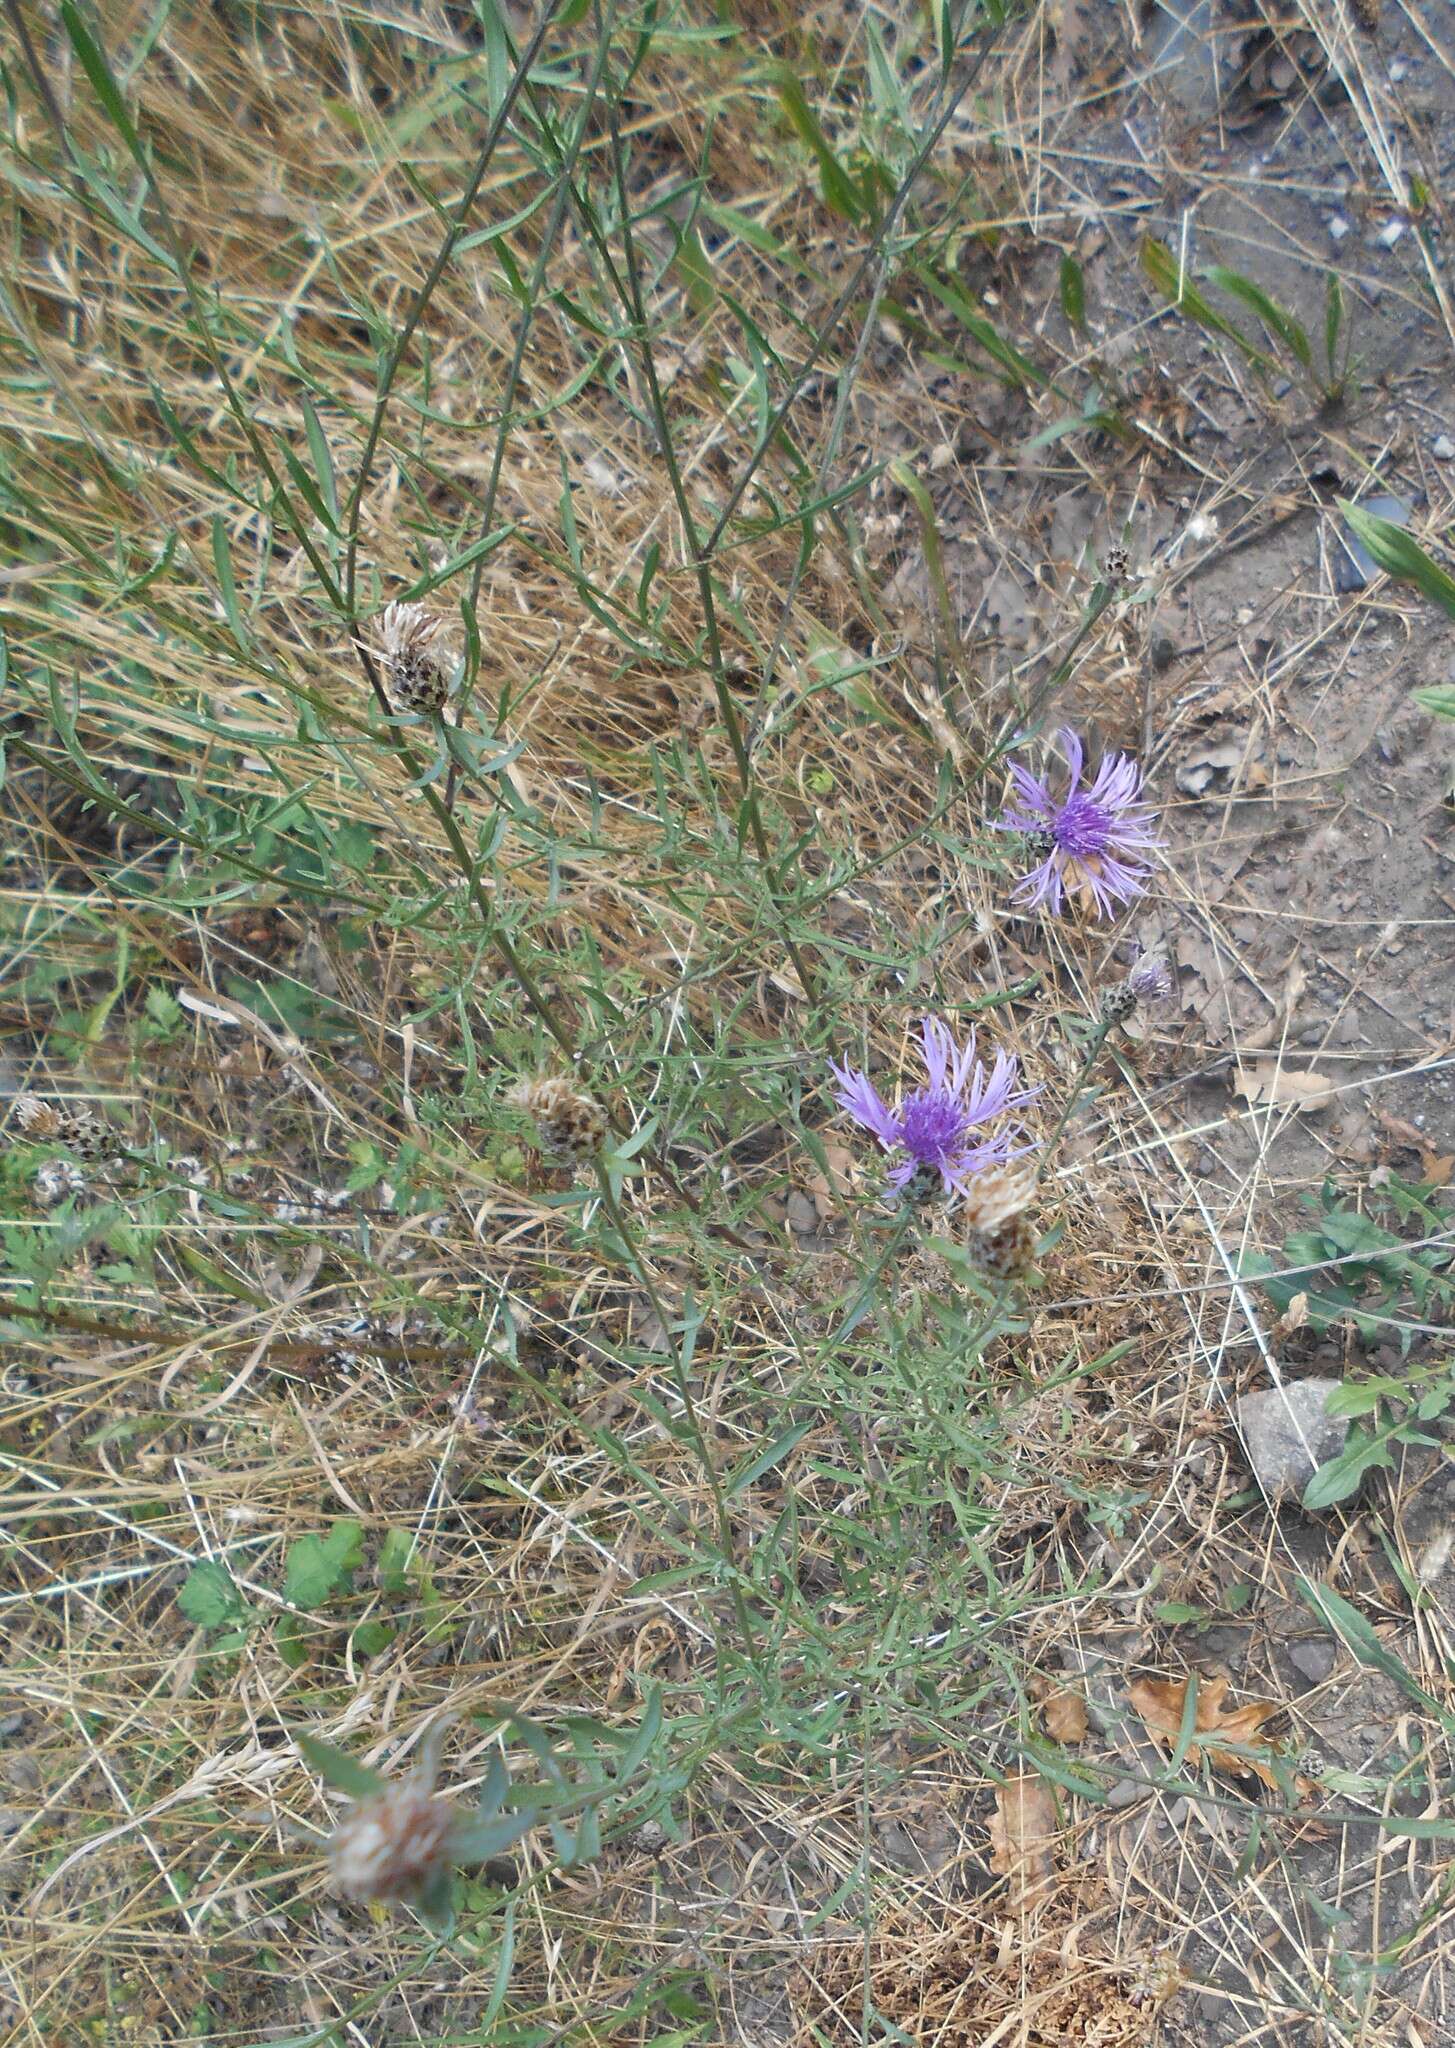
top-left (592, 1164), bottom-right (761, 1666)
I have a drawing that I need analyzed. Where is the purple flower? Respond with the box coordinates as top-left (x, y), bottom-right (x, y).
top-left (996, 727), bottom-right (1161, 919)
top-left (829, 1018), bottom-right (1038, 1203)
top-left (1127, 952), bottom-right (1173, 1006)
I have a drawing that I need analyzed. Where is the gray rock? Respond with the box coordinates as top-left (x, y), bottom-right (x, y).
top-left (1237, 1377), bottom-right (1348, 1501)
top-left (1435, 434), bottom-right (1455, 462)
top-left (1288, 1637), bottom-right (1336, 1688)
top-left (1148, 0), bottom-right (1220, 117)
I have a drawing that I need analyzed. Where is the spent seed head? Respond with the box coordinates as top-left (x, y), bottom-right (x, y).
top-left (372, 600), bottom-right (454, 716)
top-left (509, 1074), bottom-right (608, 1162)
top-left (326, 1777), bottom-right (456, 1904)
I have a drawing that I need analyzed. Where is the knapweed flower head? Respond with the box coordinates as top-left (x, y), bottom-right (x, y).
top-left (996, 727), bottom-right (1160, 920)
top-left (830, 1018), bottom-right (1037, 1205)
top-left (327, 1775), bottom-right (455, 1905)
top-left (10, 1094), bottom-right (115, 1162)
top-left (371, 601), bottom-right (454, 717)
top-left (508, 1074), bottom-right (607, 1163)
top-left (1099, 951), bottom-right (1173, 1026)
top-left (961, 1160), bottom-right (1040, 1281)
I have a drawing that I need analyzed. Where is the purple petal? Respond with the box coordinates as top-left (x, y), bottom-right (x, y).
top-left (1057, 727), bottom-right (1085, 794)
top-left (919, 1017), bottom-right (952, 1094)
top-left (830, 1061), bottom-right (900, 1148)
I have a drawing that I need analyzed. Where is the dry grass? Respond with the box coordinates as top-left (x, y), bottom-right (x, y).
top-left (3, 2), bottom-right (1455, 2044)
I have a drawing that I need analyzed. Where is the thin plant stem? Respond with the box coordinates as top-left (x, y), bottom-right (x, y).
top-left (340, 2), bottom-right (566, 619)
top-left (592, 1163), bottom-right (761, 1666)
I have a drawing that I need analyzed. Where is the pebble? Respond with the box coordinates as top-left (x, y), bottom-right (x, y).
top-left (1106, 1776), bottom-right (1143, 1808)
top-left (1328, 215), bottom-right (1351, 242)
top-left (785, 1190), bottom-right (818, 1236)
top-left (1434, 434), bottom-right (1455, 461)
top-left (1374, 218), bottom-right (1406, 249)
top-left (1236, 1377), bottom-right (1349, 1502)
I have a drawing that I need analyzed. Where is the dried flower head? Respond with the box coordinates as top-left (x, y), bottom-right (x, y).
top-left (830, 1019), bottom-right (1037, 1206)
top-left (34, 1159), bottom-right (89, 1207)
top-left (508, 1075), bottom-right (608, 1162)
top-left (371, 601), bottom-right (454, 716)
top-left (961, 1161), bottom-right (1040, 1280)
top-left (10, 1095), bottom-right (114, 1161)
top-left (13, 1095), bottom-right (62, 1140)
top-left (1103, 539), bottom-right (1129, 583)
top-left (327, 1776), bottom-right (455, 1904)
top-left (995, 727), bottom-right (1161, 920)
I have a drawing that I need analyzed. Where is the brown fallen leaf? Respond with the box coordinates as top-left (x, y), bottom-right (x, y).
top-left (1041, 1688), bottom-right (1089, 1745)
top-left (1131, 1674), bottom-right (1291, 1794)
top-left (988, 1770), bottom-right (1058, 1901)
top-left (806, 1139), bottom-right (859, 1221)
top-left (1374, 1111), bottom-right (1454, 1187)
top-left (1273, 1290), bottom-right (1310, 1340)
top-left (1235, 1063), bottom-right (1336, 1112)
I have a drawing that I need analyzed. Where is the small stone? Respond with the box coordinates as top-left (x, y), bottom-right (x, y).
top-left (1434, 434), bottom-right (1455, 461)
top-left (1288, 1637), bottom-right (1336, 1687)
top-left (1106, 1776), bottom-right (1143, 1808)
top-left (785, 1190), bottom-right (818, 1236)
top-left (1237, 1377), bottom-right (1349, 1502)
top-left (1374, 218), bottom-right (1406, 249)
top-left (1328, 215), bottom-right (1351, 242)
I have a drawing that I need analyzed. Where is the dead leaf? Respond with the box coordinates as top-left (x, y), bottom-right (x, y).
top-left (1175, 739), bottom-right (1244, 797)
top-left (1273, 1290), bottom-right (1310, 1340)
top-left (988, 1770), bottom-right (1058, 1901)
top-left (1041, 1689), bottom-right (1089, 1745)
top-left (806, 1140), bottom-right (859, 1221)
top-left (1131, 1675), bottom-right (1290, 1794)
top-left (1375, 1111), bottom-right (1454, 1186)
top-left (1235, 1063), bottom-right (1336, 1112)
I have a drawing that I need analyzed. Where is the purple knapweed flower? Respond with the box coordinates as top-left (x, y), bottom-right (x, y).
top-left (829, 1018), bottom-right (1038, 1203)
top-left (1127, 952), bottom-right (1173, 1006)
top-left (996, 727), bottom-right (1161, 919)
top-left (1100, 950), bottom-right (1173, 1025)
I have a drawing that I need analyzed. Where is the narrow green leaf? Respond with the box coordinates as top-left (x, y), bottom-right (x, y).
top-left (395, 524), bottom-right (515, 602)
top-left (727, 1421), bottom-right (814, 1498)
top-left (300, 396), bottom-right (339, 528)
top-left (912, 266), bottom-right (1048, 390)
top-left (1325, 269), bottom-right (1344, 380)
top-left (59, 2), bottom-right (148, 169)
top-left (1337, 500), bottom-right (1455, 620)
top-left (211, 514), bottom-right (248, 648)
top-left (1059, 253), bottom-right (1086, 333)
top-left (1205, 265), bottom-right (1312, 369)
top-left (295, 1731), bottom-right (389, 1799)
top-left (1140, 237), bottom-right (1271, 369)
top-left (774, 68), bottom-right (866, 224)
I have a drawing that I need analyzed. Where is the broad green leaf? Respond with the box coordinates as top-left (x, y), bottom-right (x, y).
top-left (178, 1560), bottom-right (244, 1628)
top-left (284, 1519), bottom-right (364, 1609)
